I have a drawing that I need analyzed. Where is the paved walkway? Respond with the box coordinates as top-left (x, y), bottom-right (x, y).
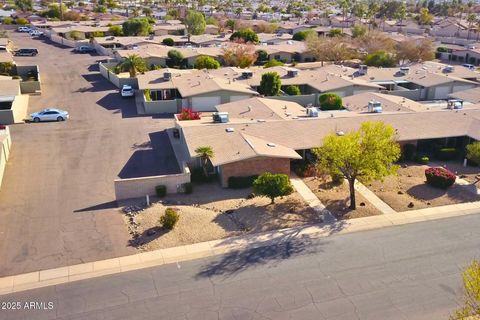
top-left (354, 180), bottom-right (397, 214)
top-left (431, 161), bottom-right (480, 196)
top-left (0, 200), bottom-right (479, 296)
top-left (290, 174), bottom-right (337, 222)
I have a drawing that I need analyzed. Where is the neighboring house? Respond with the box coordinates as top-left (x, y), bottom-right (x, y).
top-left (0, 77), bottom-right (29, 125)
top-left (0, 39), bottom-right (14, 53)
top-left (137, 69), bottom-right (258, 113)
top-left (355, 63), bottom-right (479, 100)
top-left (172, 104), bottom-right (480, 188)
top-left (153, 24), bottom-right (186, 36)
top-left (449, 86), bottom-right (480, 103)
top-left (343, 92), bottom-right (424, 113)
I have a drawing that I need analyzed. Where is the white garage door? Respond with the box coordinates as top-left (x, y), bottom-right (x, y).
top-left (434, 86), bottom-right (451, 100)
top-left (191, 96), bottom-right (221, 112)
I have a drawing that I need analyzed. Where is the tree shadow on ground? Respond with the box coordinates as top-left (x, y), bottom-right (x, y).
top-left (195, 227), bottom-right (326, 278)
top-left (128, 226), bottom-right (169, 247)
top-left (407, 183), bottom-right (480, 202)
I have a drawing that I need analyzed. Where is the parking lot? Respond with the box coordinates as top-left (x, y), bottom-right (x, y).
top-left (0, 32), bottom-right (175, 276)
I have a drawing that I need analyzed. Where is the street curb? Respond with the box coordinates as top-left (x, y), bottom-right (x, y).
top-left (0, 201), bottom-right (479, 295)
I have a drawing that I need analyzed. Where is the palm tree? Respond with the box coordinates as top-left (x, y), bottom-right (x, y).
top-left (131, 7), bottom-right (140, 17)
top-left (116, 54), bottom-right (146, 78)
top-left (195, 146), bottom-right (214, 177)
top-left (142, 7), bottom-right (153, 16)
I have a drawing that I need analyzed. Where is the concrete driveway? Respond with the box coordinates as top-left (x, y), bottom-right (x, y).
top-left (0, 33), bottom-right (175, 276)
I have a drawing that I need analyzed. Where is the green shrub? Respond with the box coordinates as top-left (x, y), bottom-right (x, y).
top-left (155, 185), bottom-right (166, 197)
top-left (183, 182), bottom-right (193, 194)
top-left (319, 93), bottom-right (343, 111)
top-left (162, 37), bottom-right (174, 46)
top-left (3, 17), bottom-right (13, 25)
top-left (425, 167), bottom-right (456, 189)
top-left (194, 55), bottom-right (220, 69)
top-left (415, 155), bottom-right (429, 164)
top-left (364, 50), bottom-right (396, 67)
top-left (435, 147), bottom-right (458, 160)
top-left (403, 143), bottom-right (416, 161)
top-left (284, 85), bottom-right (301, 96)
top-left (331, 173), bottom-right (344, 184)
top-left (436, 47), bottom-right (448, 52)
top-left (292, 162), bottom-right (316, 177)
top-left (466, 142), bottom-right (480, 165)
top-left (263, 59), bottom-right (284, 68)
top-left (252, 172), bottom-right (294, 204)
top-left (228, 175), bottom-right (258, 189)
top-left (16, 18), bottom-right (28, 25)
top-left (160, 207), bottom-right (179, 230)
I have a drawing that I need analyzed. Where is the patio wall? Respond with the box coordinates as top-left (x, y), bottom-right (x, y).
top-left (98, 62), bottom-right (138, 89)
top-left (114, 163), bottom-right (191, 200)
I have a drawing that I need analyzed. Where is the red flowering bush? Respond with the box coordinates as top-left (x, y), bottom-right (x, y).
top-left (177, 108), bottom-right (201, 121)
top-left (0, 125), bottom-right (6, 130)
top-left (425, 167), bottom-right (456, 189)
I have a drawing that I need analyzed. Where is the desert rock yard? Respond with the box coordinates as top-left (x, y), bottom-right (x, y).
top-left (123, 184), bottom-right (321, 251)
top-left (303, 176), bottom-right (382, 219)
top-left (365, 163), bottom-right (480, 212)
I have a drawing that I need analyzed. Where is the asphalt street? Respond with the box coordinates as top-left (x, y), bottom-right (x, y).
top-left (0, 32), bottom-right (176, 276)
top-left (0, 214), bottom-right (479, 320)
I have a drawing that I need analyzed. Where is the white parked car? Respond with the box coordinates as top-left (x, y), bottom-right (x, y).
top-left (17, 26), bottom-right (31, 32)
top-left (30, 108), bottom-right (69, 122)
top-left (29, 29), bottom-right (44, 37)
top-left (121, 85), bottom-right (134, 97)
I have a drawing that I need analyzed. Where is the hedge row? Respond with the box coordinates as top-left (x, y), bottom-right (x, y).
top-left (228, 175), bottom-right (258, 189)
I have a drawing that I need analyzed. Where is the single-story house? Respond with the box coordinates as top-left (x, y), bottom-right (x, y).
top-left (0, 77), bottom-right (29, 124)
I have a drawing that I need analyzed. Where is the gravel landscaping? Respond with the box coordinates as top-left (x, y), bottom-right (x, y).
top-left (303, 176), bottom-right (382, 220)
top-left (123, 183), bottom-right (321, 251)
top-left (434, 161), bottom-right (480, 185)
top-left (365, 164), bottom-right (480, 212)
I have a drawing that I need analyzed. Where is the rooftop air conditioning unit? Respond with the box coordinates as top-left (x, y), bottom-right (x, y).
top-left (447, 99), bottom-right (463, 109)
top-left (287, 69), bottom-right (299, 77)
top-left (358, 64), bottom-right (368, 75)
top-left (306, 107), bottom-right (319, 117)
top-left (163, 72), bottom-right (172, 81)
top-left (399, 66), bottom-right (410, 75)
top-left (444, 65), bottom-right (454, 73)
top-left (242, 71), bottom-right (253, 78)
top-left (225, 127), bottom-right (235, 132)
top-left (212, 112), bottom-right (229, 123)
top-left (368, 100), bottom-right (383, 113)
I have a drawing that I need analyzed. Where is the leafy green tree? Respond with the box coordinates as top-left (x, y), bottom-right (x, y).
top-left (258, 72), bottom-right (281, 96)
top-left (167, 50), bottom-right (185, 68)
top-left (41, 4), bottom-right (67, 19)
top-left (451, 260), bottom-right (480, 319)
top-left (142, 7), bottom-right (153, 17)
top-left (292, 29), bottom-right (316, 41)
top-left (2, 17), bottom-right (13, 25)
top-left (230, 28), bottom-right (259, 43)
top-left (116, 54), bottom-right (147, 77)
top-left (184, 10), bottom-right (206, 42)
top-left (351, 25), bottom-right (367, 38)
top-left (253, 172), bottom-right (294, 204)
top-left (194, 55), bottom-right (220, 69)
top-left (319, 93), bottom-right (343, 110)
top-left (284, 85), bottom-right (301, 96)
top-left (328, 28), bottom-right (343, 37)
top-left (195, 146), bottom-right (214, 177)
top-left (122, 18), bottom-right (151, 36)
top-left (364, 50), bottom-right (396, 67)
top-left (94, 5), bottom-right (107, 13)
top-left (205, 16), bottom-right (218, 26)
top-left (313, 121), bottom-right (400, 209)
top-left (263, 59), bottom-right (284, 68)
top-left (15, 17), bottom-right (29, 25)
top-left (68, 30), bottom-right (83, 40)
top-left (418, 7), bottom-right (433, 25)
top-left (15, 0), bottom-right (33, 12)
top-left (255, 49), bottom-right (268, 64)
top-left (466, 142), bottom-right (480, 165)
top-left (162, 37), bottom-right (174, 46)
top-left (108, 25), bottom-right (123, 36)
top-left (106, 0), bottom-right (118, 13)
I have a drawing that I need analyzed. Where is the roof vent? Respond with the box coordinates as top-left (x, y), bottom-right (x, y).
top-left (287, 69), bottom-right (299, 77)
top-left (163, 72), bottom-right (172, 80)
top-left (399, 66), bottom-right (410, 75)
top-left (242, 71), bottom-right (253, 78)
top-left (336, 131), bottom-right (345, 136)
top-left (267, 143), bottom-right (276, 147)
top-left (225, 128), bottom-right (235, 132)
top-left (368, 100), bottom-right (383, 113)
top-left (257, 119), bottom-right (266, 122)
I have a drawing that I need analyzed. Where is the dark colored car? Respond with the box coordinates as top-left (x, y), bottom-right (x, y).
top-left (74, 46), bottom-right (96, 54)
top-left (14, 48), bottom-right (38, 56)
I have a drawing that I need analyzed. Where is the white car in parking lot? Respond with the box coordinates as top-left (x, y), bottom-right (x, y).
top-left (29, 30), bottom-right (44, 37)
top-left (30, 108), bottom-right (69, 122)
top-left (121, 85), bottom-right (134, 97)
top-left (17, 26), bottom-right (31, 32)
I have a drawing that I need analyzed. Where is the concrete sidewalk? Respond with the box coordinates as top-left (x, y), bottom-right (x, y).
top-left (0, 200), bottom-right (479, 296)
top-left (354, 180), bottom-right (396, 214)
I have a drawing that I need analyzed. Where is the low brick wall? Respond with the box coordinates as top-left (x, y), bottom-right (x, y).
top-left (114, 165), bottom-right (190, 200)
top-left (220, 157), bottom-right (291, 187)
top-left (98, 62), bottom-right (138, 89)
